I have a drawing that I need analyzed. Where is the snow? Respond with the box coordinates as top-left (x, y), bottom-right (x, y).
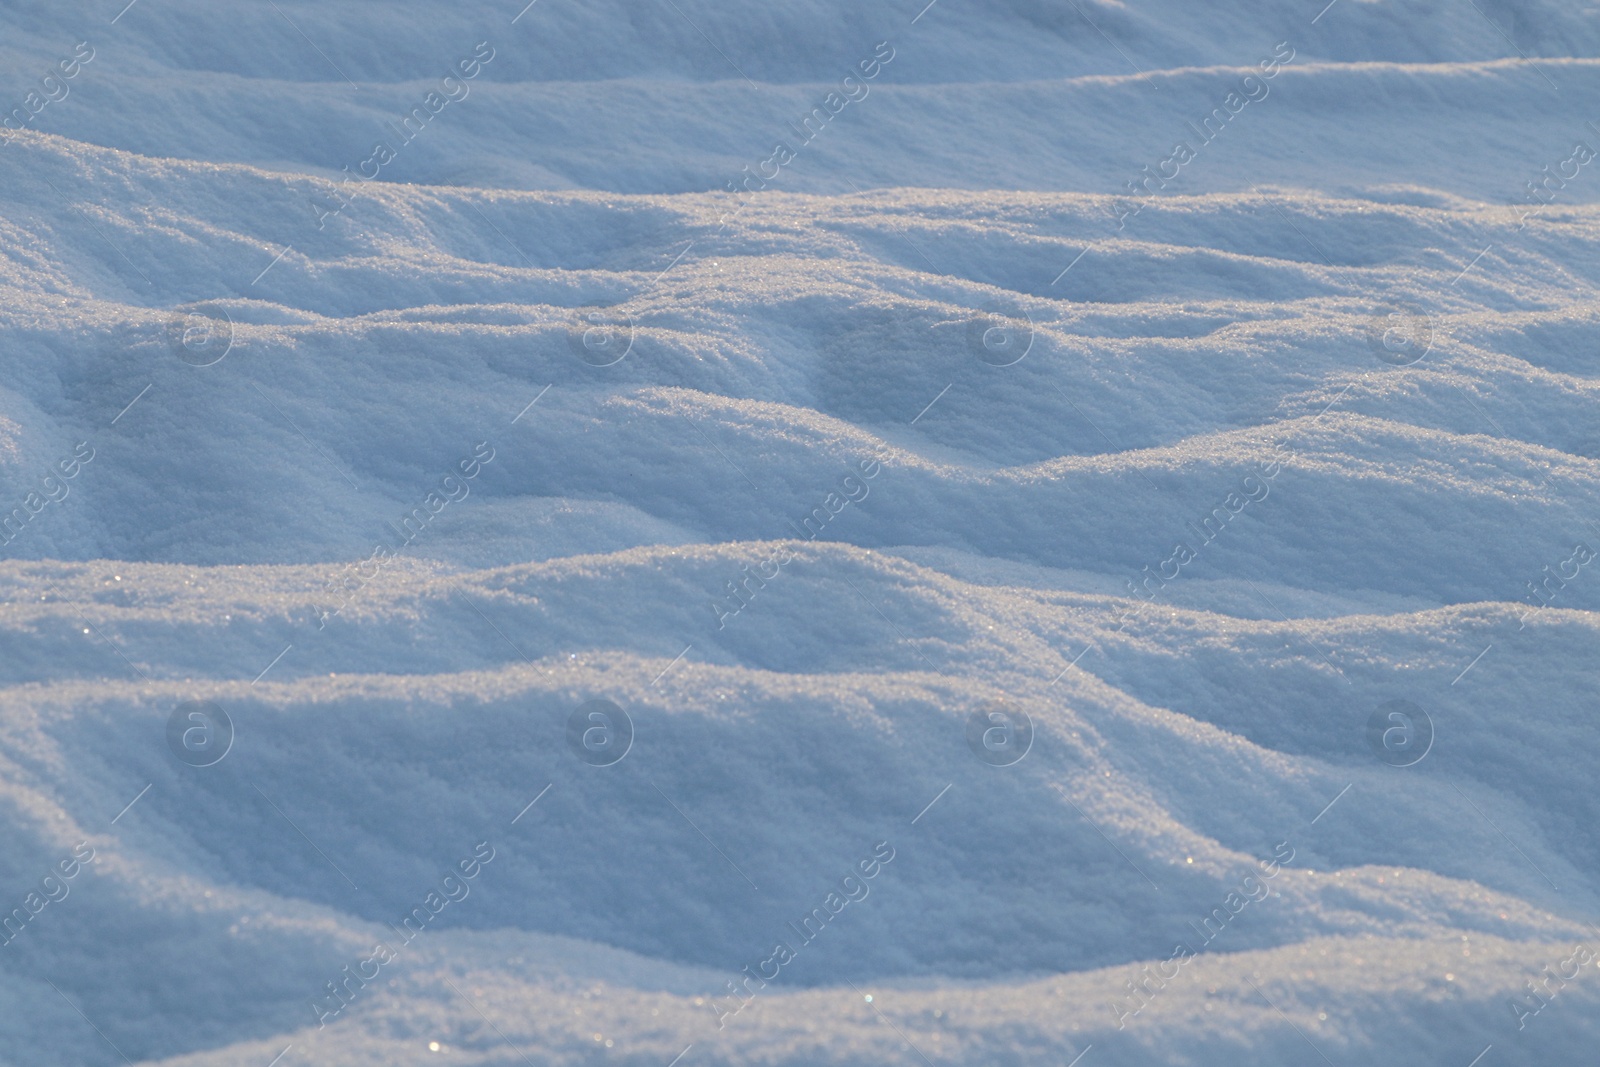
top-left (2, 0), bottom-right (1600, 1063)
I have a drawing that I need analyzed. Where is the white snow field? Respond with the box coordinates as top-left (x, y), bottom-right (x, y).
top-left (3, 0), bottom-right (1600, 1064)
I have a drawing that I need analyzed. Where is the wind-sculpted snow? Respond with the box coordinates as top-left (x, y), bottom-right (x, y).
top-left (0, 550), bottom-right (1598, 1064)
top-left (3, 0), bottom-right (1600, 1063)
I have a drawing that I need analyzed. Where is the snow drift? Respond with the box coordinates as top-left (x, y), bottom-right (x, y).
top-left (2, 0), bottom-right (1599, 1064)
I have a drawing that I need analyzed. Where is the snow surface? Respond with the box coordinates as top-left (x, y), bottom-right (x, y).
top-left (2, 0), bottom-right (1600, 1064)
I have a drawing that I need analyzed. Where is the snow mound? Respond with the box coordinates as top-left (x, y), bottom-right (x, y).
top-left (3, 0), bottom-right (1599, 1063)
